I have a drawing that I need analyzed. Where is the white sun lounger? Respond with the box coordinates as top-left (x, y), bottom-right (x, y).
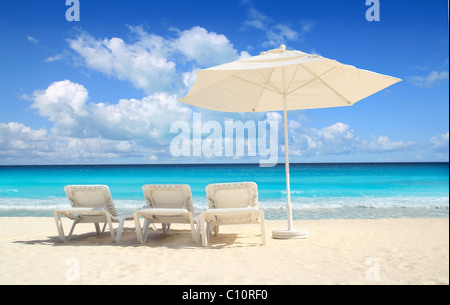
top-left (134, 184), bottom-right (198, 244)
top-left (200, 182), bottom-right (266, 246)
top-left (54, 185), bottom-right (134, 243)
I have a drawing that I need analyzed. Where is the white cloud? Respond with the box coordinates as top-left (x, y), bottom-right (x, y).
top-left (0, 122), bottom-right (48, 151)
top-left (300, 20), bottom-right (314, 34)
top-left (26, 36), bottom-right (39, 45)
top-left (430, 132), bottom-right (449, 153)
top-left (31, 80), bottom-right (89, 116)
top-left (45, 53), bottom-right (65, 63)
top-left (242, 7), bottom-right (271, 30)
top-left (67, 26), bottom-right (245, 95)
top-left (67, 29), bottom-right (179, 94)
top-left (0, 98), bottom-right (425, 164)
top-left (172, 26), bottom-right (241, 67)
top-left (0, 122), bottom-right (49, 162)
top-left (264, 24), bottom-right (299, 48)
top-left (0, 122), bottom-right (47, 141)
top-left (367, 135), bottom-right (416, 152)
top-left (241, 6), bottom-right (314, 48)
top-left (288, 122), bottom-right (417, 157)
top-left (4, 79), bottom-right (193, 163)
top-left (182, 68), bottom-right (201, 89)
top-left (30, 80), bottom-right (89, 136)
top-left (410, 70), bottom-right (449, 88)
top-left (0, 109), bottom-right (187, 165)
top-left (29, 80), bottom-right (192, 144)
top-left (3, 79), bottom-right (276, 164)
top-left (266, 112), bottom-right (282, 122)
top-left (63, 137), bottom-right (136, 159)
top-left (289, 122), bottom-right (360, 156)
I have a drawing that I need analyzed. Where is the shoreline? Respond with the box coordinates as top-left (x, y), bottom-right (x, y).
top-left (1, 161), bottom-right (449, 167)
top-left (0, 217), bottom-right (448, 285)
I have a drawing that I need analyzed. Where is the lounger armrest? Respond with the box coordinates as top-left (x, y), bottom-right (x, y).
top-left (54, 207), bottom-right (111, 222)
top-left (204, 207), bottom-right (260, 214)
top-left (113, 213), bottom-right (134, 220)
top-left (55, 207), bottom-right (108, 215)
top-left (136, 208), bottom-right (191, 216)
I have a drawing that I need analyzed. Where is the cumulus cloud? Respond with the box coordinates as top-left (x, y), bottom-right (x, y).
top-left (182, 68), bottom-right (201, 89)
top-left (2, 79), bottom-right (274, 164)
top-left (31, 80), bottom-right (89, 125)
top-left (29, 80), bottom-right (192, 144)
top-left (1, 78), bottom-right (195, 164)
top-left (0, 122), bottom-right (50, 162)
top-left (26, 36), bottom-right (39, 45)
top-left (0, 96), bottom-right (424, 164)
top-left (288, 122), bottom-right (416, 157)
top-left (266, 112), bottom-right (282, 122)
top-left (242, 7), bottom-right (271, 30)
top-left (67, 26), bottom-right (245, 95)
top-left (430, 132), bottom-right (449, 153)
top-left (410, 70), bottom-right (449, 88)
top-left (264, 24), bottom-right (299, 48)
top-left (0, 123), bottom-right (147, 164)
top-left (0, 122), bottom-right (47, 141)
top-left (0, 122), bottom-right (48, 150)
top-left (171, 26), bottom-right (242, 67)
top-left (366, 135), bottom-right (417, 152)
top-left (45, 53), bottom-right (66, 63)
top-left (241, 5), bottom-right (314, 48)
top-left (61, 137), bottom-right (137, 160)
top-left (289, 122), bottom-right (363, 156)
top-left (67, 29), bottom-right (179, 94)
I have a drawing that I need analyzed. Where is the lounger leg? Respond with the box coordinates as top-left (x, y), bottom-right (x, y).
top-left (206, 223), bottom-right (211, 245)
top-left (115, 218), bottom-right (125, 242)
top-left (142, 219), bottom-right (152, 243)
top-left (195, 220), bottom-right (201, 244)
top-left (94, 223), bottom-right (101, 235)
top-left (189, 215), bottom-right (196, 243)
top-left (101, 223), bottom-right (107, 233)
top-left (200, 214), bottom-right (208, 246)
top-left (259, 212), bottom-right (266, 246)
top-left (54, 211), bottom-right (66, 242)
top-left (105, 214), bottom-right (115, 242)
top-left (67, 219), bottom-right (79, 241)
top-left (134, 213), bottom-right (143, 244)
top-left (213, 225), bottom-right (219, 237)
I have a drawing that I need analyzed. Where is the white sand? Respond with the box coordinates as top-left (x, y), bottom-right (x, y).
top-left (0, 217), bottom-right (448, 285)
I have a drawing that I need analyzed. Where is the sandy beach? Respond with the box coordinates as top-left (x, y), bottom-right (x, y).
top-left (0, 217), bottom-right (448, 285)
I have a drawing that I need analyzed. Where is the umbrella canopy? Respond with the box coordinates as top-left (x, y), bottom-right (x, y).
top-left (179, 45), bottom-right (401, 238)
top-left (179, 45), bottom-right (400, 112)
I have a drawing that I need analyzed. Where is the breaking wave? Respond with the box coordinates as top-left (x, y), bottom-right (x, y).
top-left (1, 195), bottom-right (447, 219)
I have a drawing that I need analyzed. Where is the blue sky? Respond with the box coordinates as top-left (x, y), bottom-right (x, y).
top-left (0, 0), bottom-right (448, 165)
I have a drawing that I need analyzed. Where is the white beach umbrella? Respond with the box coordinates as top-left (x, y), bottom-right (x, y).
top-left (178, 45), bottom-right (401, 239)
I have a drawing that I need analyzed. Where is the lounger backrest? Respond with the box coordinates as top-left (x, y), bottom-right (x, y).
top-left (64, 185), bottom-right (118, 216)
top-left (142, 184), bottom-right (194, 213)
top-left (206, 182), bottom-right (258, 209)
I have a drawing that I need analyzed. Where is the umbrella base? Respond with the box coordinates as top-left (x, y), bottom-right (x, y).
top-left (272, 229), bottom-right (309, 239)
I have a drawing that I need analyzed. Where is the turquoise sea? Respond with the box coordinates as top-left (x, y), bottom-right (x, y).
top-left (0, 163), bottom-right (448, 219)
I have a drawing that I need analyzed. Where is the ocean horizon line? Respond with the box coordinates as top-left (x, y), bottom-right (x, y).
top-left (0, 161), bottom-right (448, 168)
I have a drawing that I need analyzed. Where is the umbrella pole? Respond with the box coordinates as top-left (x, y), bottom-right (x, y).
top-left (283, 98), bottom-right (293, 231)
top-left (272, 96), bottom-right (310, 239)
